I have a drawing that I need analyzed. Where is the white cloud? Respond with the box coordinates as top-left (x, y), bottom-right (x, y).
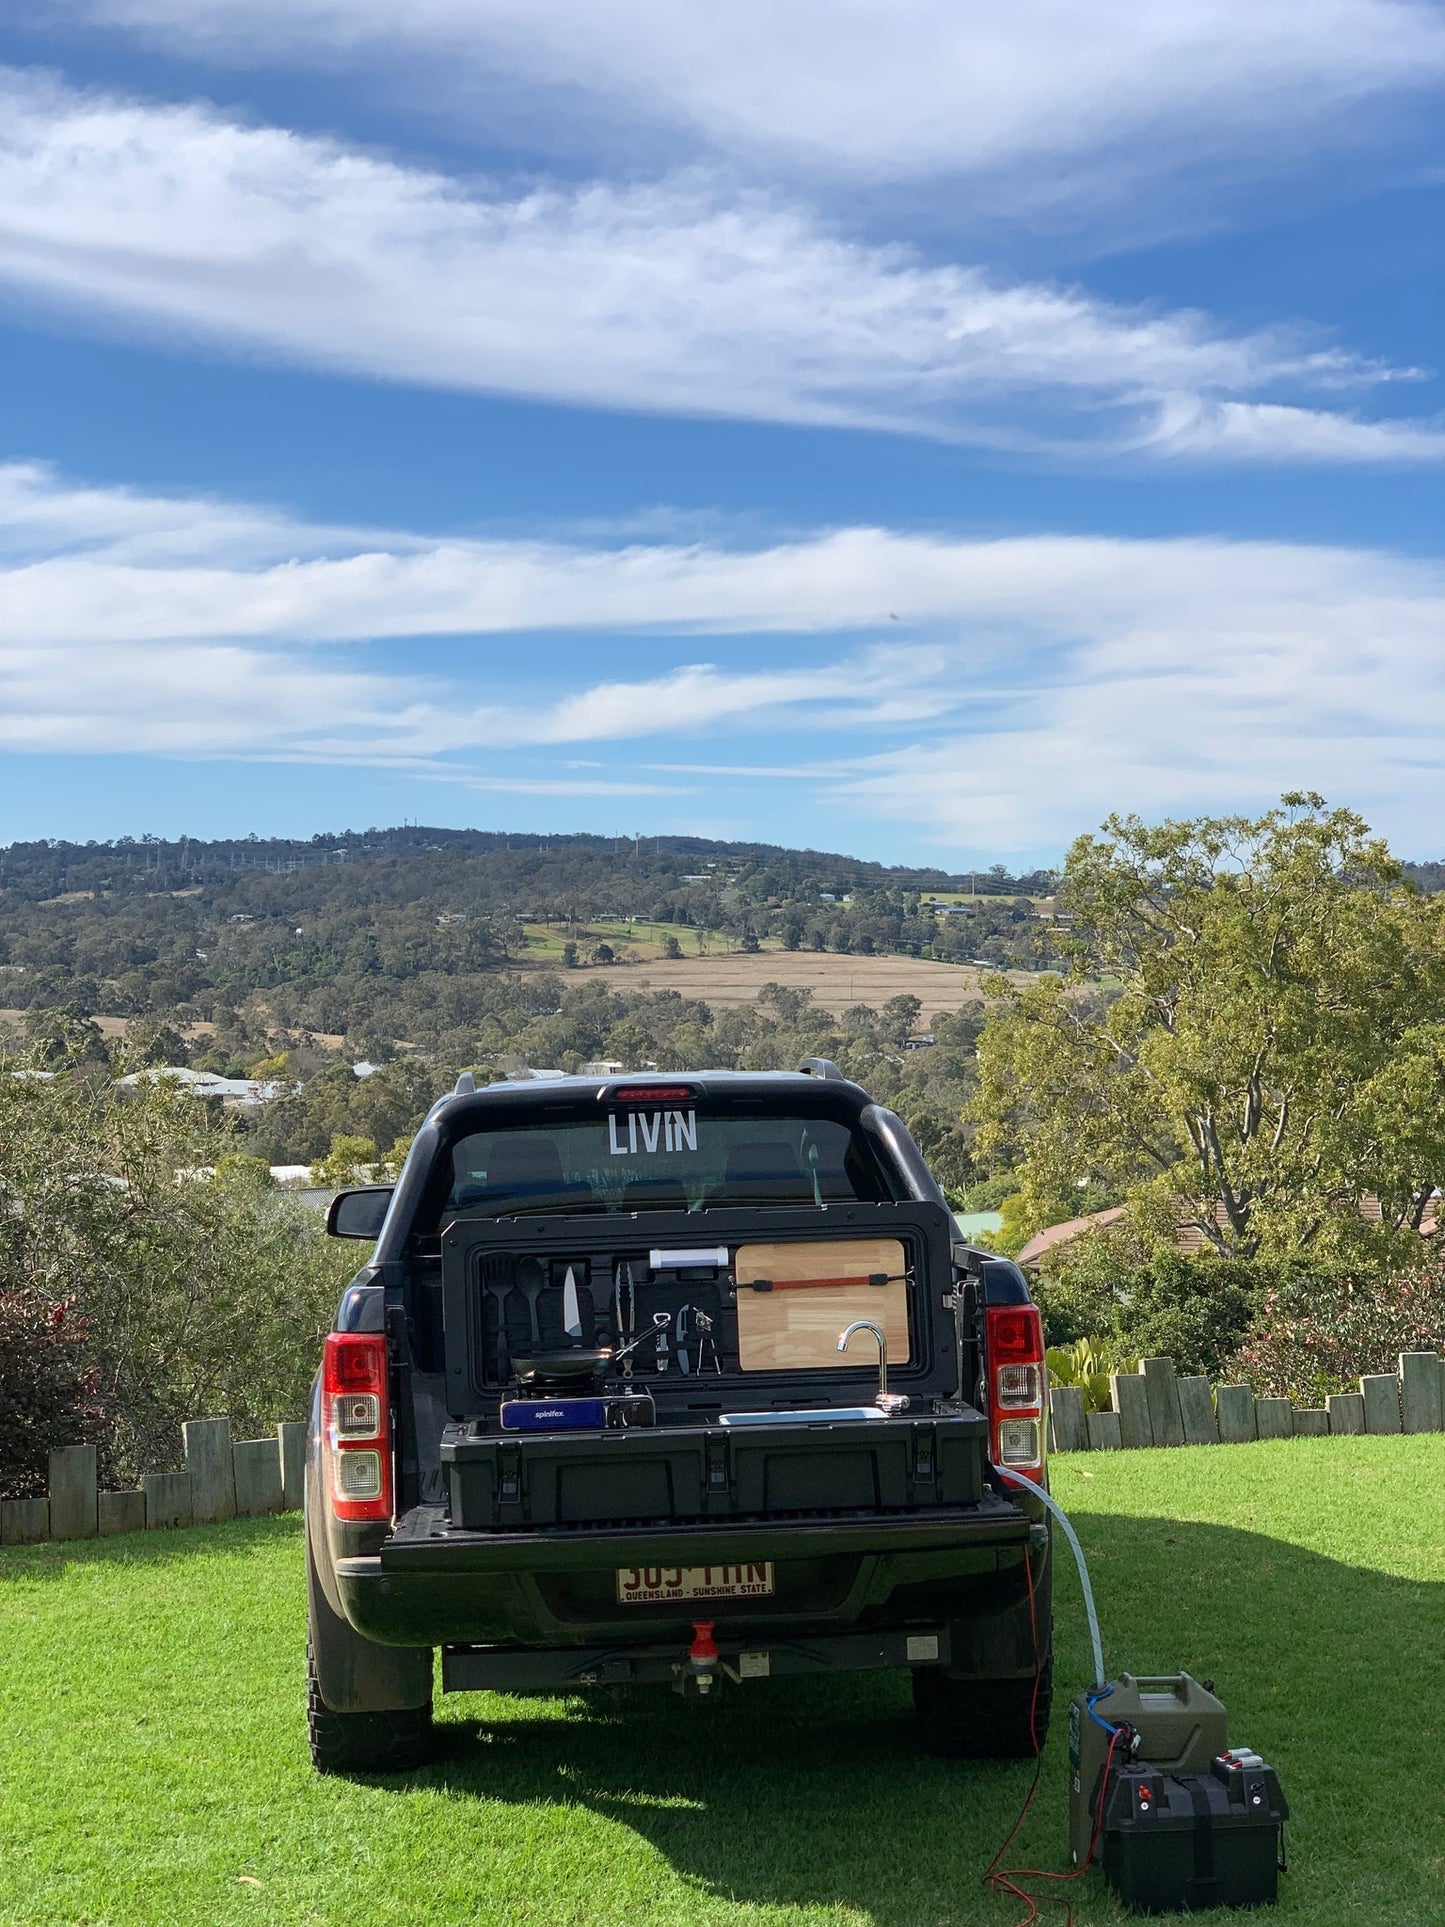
top-left (5, 461), bottom-right (1445, 856)
top-left (7, 462), bottom-right (1444, 652)
top-left (49, 0), bottom-right (1445, 197)
top-left (1144, 398), bottom-right (1445, 463)
top-left (0, 72), bottom-right (1437, 464)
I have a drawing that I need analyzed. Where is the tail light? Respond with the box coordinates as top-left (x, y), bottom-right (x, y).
top-left (985, 1304), bottom-right (1046, 1483)
top-left (322, 1332), bottom-right (393, 1523)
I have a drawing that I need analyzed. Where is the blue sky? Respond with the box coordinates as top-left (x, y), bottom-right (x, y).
top-left (2, 4), bottom-right (1443, 866)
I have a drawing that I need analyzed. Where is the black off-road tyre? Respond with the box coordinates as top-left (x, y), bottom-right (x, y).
top-left (911, 1659), bottom-right (1054, 1760)
top-left (307, 1642), bottom-right (437, 1774)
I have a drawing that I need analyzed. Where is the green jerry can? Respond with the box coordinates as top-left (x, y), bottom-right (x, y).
top-left (1067, 1673), bottom-right (1288, 1912)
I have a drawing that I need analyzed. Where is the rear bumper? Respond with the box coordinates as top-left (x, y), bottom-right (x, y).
top-left (333, 1495), bottom-right (1039, 1652)
top-left (440, 1624), bottom-right (954, 1694)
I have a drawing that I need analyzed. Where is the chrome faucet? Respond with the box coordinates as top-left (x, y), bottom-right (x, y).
top-left (837, 1320), bottom-right (909, 1414)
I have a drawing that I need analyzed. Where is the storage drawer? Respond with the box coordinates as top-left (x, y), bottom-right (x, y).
top-left (442, 1414), bottom-right (985, 1530)
top-left (447, 1429), bottom-right (709, 1530)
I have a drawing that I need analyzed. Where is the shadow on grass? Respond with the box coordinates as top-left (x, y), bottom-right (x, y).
top-left (404, 1516), bottom-right (1445, 1925)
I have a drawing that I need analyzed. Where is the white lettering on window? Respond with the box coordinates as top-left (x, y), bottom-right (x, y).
top-left (606, 1110), bottom-right (699, 1157)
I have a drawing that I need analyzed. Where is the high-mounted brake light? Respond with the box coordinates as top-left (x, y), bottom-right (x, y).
top-left (985, 1303), bottom-right (1046, 1484)
top-left (606, 1085), bottom-right (696, 1103)
top-left (322, 1332), bottom-right (393, 1522)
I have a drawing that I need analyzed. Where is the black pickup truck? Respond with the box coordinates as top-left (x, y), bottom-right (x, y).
top-left (306, 1062), bottom-right (1052, 1772)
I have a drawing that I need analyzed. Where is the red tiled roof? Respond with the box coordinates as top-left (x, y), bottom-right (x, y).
top-left (1017, 1192), bottom-right (1440, 1265)
top-left (1015, 1206), bottom-right (1127, 1266)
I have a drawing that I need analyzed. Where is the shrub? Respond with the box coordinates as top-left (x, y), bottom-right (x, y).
top-left (944, 1171), bottom-right (1021, 1215)
top-left (1226, 1258), bottom-right (1445, 1403)
top-left (1033, 1238), bottom-right (1300, 1378)
top-left (310, 1133), bottom-right (378, 1187)
top-left (1045, 1337), bottom-right (1139, 1412)
top-left (0, 1289), bottom-right (111, 1500)
top-left (0, 1057), bottom-right (356, 1479)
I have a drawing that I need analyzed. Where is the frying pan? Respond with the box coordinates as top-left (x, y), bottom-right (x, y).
top-left (509, 1348), bottom-right (614, 1390)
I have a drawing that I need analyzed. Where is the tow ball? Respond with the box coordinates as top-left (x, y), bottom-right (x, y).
top-left (674, 1620), bottom-right (719, 1696)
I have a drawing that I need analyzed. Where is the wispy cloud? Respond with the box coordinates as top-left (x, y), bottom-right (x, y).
top-left (47, 0), bottom-right (1445, 202)
top-left (1143, 397), bottom-right (1445, 463)
top-left (1, 72), bottom-right (1439, 465)
top-left (8, 462), bottom-right (1444, 652)
top-left (6, 462), bottom-right (1445, 856)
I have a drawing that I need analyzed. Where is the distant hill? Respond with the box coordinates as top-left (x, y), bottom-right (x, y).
top-left (0, 826), bottom-right (1054, 905)
top-left (0, 826), bottom-right (1061, 1053)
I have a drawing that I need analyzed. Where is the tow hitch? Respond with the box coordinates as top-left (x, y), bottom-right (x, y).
top-left (674, 1620), bottom-right (719, 1696)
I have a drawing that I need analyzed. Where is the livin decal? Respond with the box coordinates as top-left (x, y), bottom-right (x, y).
top-left (607, 1110), bottom-right (698, 1156)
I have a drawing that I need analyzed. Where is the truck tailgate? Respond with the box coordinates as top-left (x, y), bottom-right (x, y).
top-left (376, 1488), bottom-right (1030, 1574)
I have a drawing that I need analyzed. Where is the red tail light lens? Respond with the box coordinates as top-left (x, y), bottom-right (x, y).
top-left (322, 1333), bottom-right (392, 1522)
top-left (988, 1308), bottom-right (1042, 1360)
top-left (986, 1304), bottom-right (1046, 1483)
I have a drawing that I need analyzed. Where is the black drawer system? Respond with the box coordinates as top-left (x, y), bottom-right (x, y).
top-left (441, 1411), bottom-right (988, 1531)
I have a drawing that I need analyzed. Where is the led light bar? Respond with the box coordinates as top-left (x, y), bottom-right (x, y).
top-left (649, 1247), bottom-right (729, 1270)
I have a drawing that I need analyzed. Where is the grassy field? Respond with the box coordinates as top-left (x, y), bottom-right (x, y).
top-left (2, 1436), bottom-right (1441, 1926)
top-left (519, 919), bottom-right (698, 964)
top-left (620, 951), bottom-right (1024, 1014)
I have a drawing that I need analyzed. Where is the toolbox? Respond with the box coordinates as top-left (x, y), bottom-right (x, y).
top-left (1099, 1758), bottom-right (1288, 1913)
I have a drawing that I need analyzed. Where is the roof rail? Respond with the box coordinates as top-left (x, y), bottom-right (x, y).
top-left (798, 1056), bottom-right (845, 1081)
top-left (453, 1070), bottom-right (477, 1095)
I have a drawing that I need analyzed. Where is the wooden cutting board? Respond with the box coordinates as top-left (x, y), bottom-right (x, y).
top-left (733, 1237), bottom-right (910, 1371)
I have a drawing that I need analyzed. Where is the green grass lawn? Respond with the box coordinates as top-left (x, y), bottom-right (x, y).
top-left (2, 1437), bottom-right (1442, 1926)
top-left (518, 919), bottom-right (747, 964)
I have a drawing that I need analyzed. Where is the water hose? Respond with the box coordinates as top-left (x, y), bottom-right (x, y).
top-left (998, 1470), bottom-right (1107, 1692)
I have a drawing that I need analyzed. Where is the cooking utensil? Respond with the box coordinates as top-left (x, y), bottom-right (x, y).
top-left (516, 1255), bottom-right (545, 1347)
top-left (692, 1307), bottom-right (721, 1374)
top-left (675, 1304), bottom-right (691, 1374)
top-left (611, 1312), bottom-right (671, 1369)
top-left (482, 1252), bottom-right (515, 1382)
top-left (562, 1265), bottom-right (583, 1341)
top-left (510, 1348), bottom-right (613, 1390)
top-left (620, 1260), bottom-right (636, 1376)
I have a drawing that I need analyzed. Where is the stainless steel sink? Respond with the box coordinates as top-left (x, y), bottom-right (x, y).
top-left (718, 1406), bottom-right (888, 1425)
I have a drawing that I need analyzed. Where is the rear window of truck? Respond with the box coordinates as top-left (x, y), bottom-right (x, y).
top-left (445, 1107), bottom-right (893, 1217)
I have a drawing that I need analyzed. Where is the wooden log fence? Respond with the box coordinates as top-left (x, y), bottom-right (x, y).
top-left (1, 1418), bottom-right (306, 1547)
top-left (1048, 1348), bottom-right (1445, 1454)
top-left (6, 1353), bottom-right (1445, 1545)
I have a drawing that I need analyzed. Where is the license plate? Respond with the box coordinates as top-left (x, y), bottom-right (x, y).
top-left (615, 1562), bottom-right (775, 1604)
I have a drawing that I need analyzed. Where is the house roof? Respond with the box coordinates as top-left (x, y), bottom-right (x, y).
top-left (1017, 1193), bottom-right (1440, 1265)
top-left (1015, 1206), bottom-right (1127, 1265)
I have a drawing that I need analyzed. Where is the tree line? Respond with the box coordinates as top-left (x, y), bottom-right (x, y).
top-left (0, 829), bottom-right (1061, 1049)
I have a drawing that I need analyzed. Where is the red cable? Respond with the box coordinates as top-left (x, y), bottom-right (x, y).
top-left (981, 1539), bottom-right (1123, 1927)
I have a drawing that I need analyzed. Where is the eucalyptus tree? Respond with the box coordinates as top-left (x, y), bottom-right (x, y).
top-left (972, 796), bottom-right (1445, 1258)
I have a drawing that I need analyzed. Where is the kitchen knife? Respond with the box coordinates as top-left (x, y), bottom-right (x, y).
top-left (562, 1265), bottom-right (583, 1341)
top-left (676, 1304), bottom-right (691, 1374)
